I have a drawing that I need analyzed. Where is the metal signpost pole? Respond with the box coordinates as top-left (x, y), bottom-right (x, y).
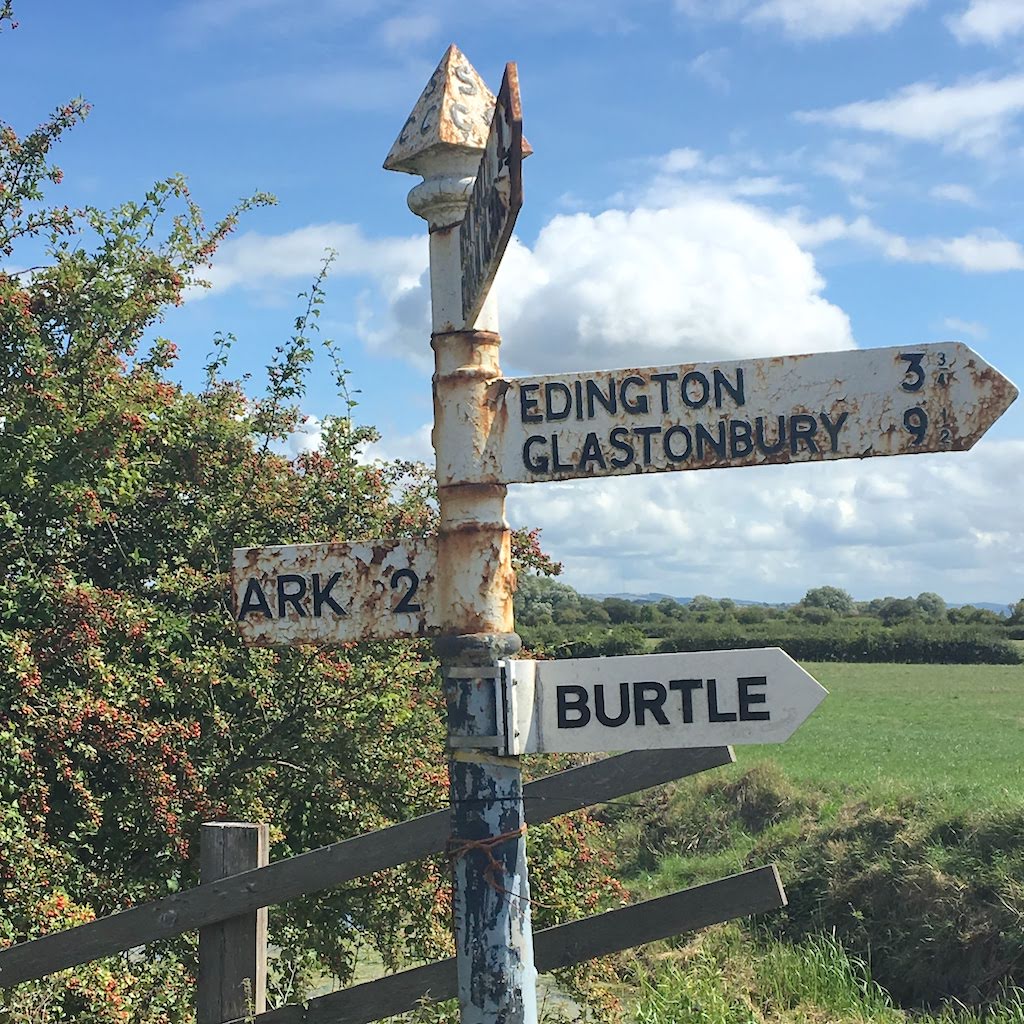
top-left (384, 49), bottom-right (537, 1024)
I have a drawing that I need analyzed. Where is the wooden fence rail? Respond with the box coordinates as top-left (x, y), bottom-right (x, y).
top-left (0, 747), bottom-right (734, 988)
top-left (236, 866), bottom-right (786, 1024)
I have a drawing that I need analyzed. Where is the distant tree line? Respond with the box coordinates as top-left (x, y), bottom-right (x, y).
top-left (515, 578), bottom-right (1024, 664)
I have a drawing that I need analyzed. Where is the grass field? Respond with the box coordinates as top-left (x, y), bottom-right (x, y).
top-left (731, 661), bottom-right (1023, 809)
top-left (606, 659), bottom-right (1024, 1022)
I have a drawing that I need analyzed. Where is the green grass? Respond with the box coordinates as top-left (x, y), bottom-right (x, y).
top-left (608, 661), bottom-right (1024, 1022)
top-left (630, 927), bottom-right (1024, 1024)
top-left (732, 661), bottom-right (1023, 808)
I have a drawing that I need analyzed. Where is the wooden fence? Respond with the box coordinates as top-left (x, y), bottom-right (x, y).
top-left (0, 747), bottom-right (787, 1023)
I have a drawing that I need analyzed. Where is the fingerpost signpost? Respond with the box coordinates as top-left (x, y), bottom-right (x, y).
top-left (1, 42), bottom-right (1016, 1024)
top-left (227, 44), bottom-right (1016, 1024)
top-left (384, 50), bottom-right (537, 1024)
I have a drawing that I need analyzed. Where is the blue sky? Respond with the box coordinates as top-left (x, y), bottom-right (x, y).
top-left (4, 0), bottom-right (1024, 604)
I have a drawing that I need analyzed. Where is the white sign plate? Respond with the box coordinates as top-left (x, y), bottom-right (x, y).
top-left (232, 538), bottom-right (439, 646)
top-left (459, 62), bottom-right (526, 329)
top-left (435, 342), bottom-right (1017, 486)
top-left (500, 649), bottom-right (826, 754)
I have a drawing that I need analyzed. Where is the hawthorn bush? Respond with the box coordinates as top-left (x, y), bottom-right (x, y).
top-left (0, 13), bottom-right (624, 1021)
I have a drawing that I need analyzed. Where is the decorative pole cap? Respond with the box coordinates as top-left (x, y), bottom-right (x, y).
top-left (384, 44), bottom-right (531, 178)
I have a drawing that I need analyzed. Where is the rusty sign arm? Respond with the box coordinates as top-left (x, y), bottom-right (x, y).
top-left (433, 342), bottom-right (1019, 486)
top-left (459, 63), bottom-right (527, 330)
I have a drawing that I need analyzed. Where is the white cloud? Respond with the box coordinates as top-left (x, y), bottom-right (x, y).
top-left (490, 202), bottom-right (852, 373)
top-left (176, 0), bottom-right (290, 33)
top-left (177, 0), bottom-right (647, 43)
top-left (675, 0), bottom-right (927, 38)
top-left (948, 0), bottom-right (1024, 44)
top-left (378, 13), bottom-right (440, 49)
top-left (814, 141), bottom-right (889, 186)
top-left (941, 316), bottom-right (988, 340)
top-left (196, 186), bottom-right (1021, 391)
top-left (361, 423), bottom-right (434, 465)
top-left (781, 210), bottom-right (1024, 271)
top-left (799, 74), bottom-right (1024, 154)
top-left (196, 222), bottom-right (426, 298)
top-left (231, 198), bottom-right (847, 374)
top-left (746, 0), bottom-right (927, 38)
top-left (505, 441), bottom-right (1024, 604)
top-left (883, 230), bottom-right (1024, 271)
top-left (287, 414), bottom-right (327, 457)
top-left (930, 183), bottom-right (980, 204)
top-left (176, 0), bottom-right (386, 37)
top-left (639, 147), bottom-right (800, 203)
top-left (688, 49), bottom-right (731, 93)
top-left (662, 148), bottom-right (703, 173)
top-left (216, 61), bottom-right (432, 114)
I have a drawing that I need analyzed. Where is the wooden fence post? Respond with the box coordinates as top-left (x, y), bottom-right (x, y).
top-left (198, 822), bottom-right (269, 1024)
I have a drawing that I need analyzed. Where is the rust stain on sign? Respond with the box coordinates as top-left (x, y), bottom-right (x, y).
top-left (231, 538), bottom-right (440, 647)
top-left (433, 342), bottom-right (1018, 486)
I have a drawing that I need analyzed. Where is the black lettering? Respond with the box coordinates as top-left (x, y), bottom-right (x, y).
top-left (313, 572), bottom-right (346, 616)
top-left (520, 383), bottom-right (542, 423)
top-left (551, 434), bottom-right (574, 472)
top-left (755, 415), bottom-right (787, 455)
top-left (820, 410), bottom-right (849, 453)
top-left (488, 190), bottom-right (503, 234)
top-left (557, 686), bottom-right (590, 728)
top-left (669, 679), bottom-right (703, 723)
top-left (578, 432), bottom-right (607, 472)
top-left (609, 426), bottom-right (635, 468)
top-left (238, 578), bottom-right (272, 620)
top-left (544, 382), bottom-right (572, 421)
top-left (790, 414), bottom-right (819, 454)
top-left (663, 424), bottom-right (692, 462)
top-left (595, 683), bottom-right (631, 727)
top-left (738, 676), bottom-right (770, 721)
top-left (586, 378), bottom-right (616, 418)
top-left (714, 367), bottom-right (745, 408)
top-left (392, 568), bottom-right (421, 613)
top-left (633, 682), bottom-right (669, 725)
top-left (620, 375), bottom-right (649, 415)
top-left (707, 678), bottom-right (737, 722)
top-left (730, 419), bottom-right (753, 457)
top-left (899, 352), bottom-right (925, 392)
top-left (574, 380), bottom-right (584, 420)
top-left (523, 435), bottom-right (549, 473)
top-left (681, 370), bottom-right (710, 409)
top-left (277, 575), bottom-right (307, 618)
top-left (650, 371), bottom-right (678, 414)
top-left (695, 422), bottom-right (727, 460)
top-left (633, 426), bottom-right (661, 465)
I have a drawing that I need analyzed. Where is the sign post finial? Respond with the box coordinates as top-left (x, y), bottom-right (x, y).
top-left (384, 44), bottom-right (496, 177)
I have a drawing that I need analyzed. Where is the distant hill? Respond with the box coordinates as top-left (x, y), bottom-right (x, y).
top-left (586, 593), bottom-right (1010, 614)
top-left (587, 592), bottom-right (778, 607)
top-left (949, 602), bottom-right (1012, 615)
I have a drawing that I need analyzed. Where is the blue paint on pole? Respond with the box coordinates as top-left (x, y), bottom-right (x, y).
top-left (445, 656), bottom-right (537, 1024)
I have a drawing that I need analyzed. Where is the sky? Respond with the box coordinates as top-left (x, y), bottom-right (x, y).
top-left (3, 0), bottom-right (1024, 605)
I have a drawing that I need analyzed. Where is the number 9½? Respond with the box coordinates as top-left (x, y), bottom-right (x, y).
top-left (903, 406), bottom-right (928, 446)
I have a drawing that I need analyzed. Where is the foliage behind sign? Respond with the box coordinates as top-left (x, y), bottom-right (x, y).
top-left (0, 29), bottom-right (622, 1019)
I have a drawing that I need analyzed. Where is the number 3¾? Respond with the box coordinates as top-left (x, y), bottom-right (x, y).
top-left (899, 353), bottom-right (925, 392)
